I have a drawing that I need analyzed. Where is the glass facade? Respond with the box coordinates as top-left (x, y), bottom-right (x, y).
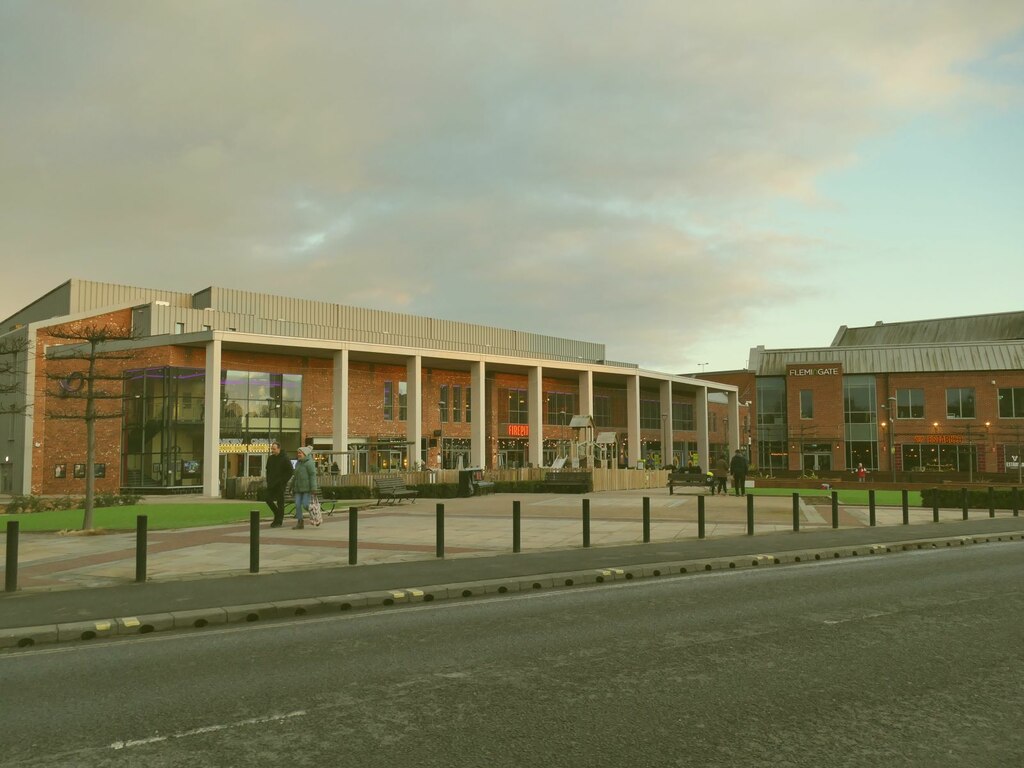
top-left (220, 370), bottom-right (303, 482)
top-left (756, 377), bottom-right (787, 471)
top-left (122, 367), bottom-right (206, 489)
top-left (844, 375), bottom-right (878, 469)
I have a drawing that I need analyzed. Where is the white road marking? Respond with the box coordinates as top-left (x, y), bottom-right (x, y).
top-left (110, 710), bottom-right (306, 750)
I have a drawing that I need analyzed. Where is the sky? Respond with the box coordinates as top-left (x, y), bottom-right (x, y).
top-left (2, 1), bottom-right (1022, 375)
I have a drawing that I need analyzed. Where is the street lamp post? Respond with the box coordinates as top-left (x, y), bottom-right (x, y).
top-left (559, 410), bottom-right (567, 460)
top-left (661, 413), bottom-right (669, 468)
top-left (887, 396), bottom-right (897, 482)
top-left (438, 401), bottom-right (445, 470)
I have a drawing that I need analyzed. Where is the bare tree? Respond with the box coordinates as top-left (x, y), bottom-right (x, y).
top-left (0, 335), bottom-right (31, 403)
top-left (45, 322), bottom-right (138, 530)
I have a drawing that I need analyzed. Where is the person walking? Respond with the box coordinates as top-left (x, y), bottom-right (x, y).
top-left (291, 445), bottom-right (318, 530)
top-left (712, 454), bottom-right (729, 495)
top-left (265, 440), bottom-right (293, 527)
top-left (729, 449), bottom-right (749, 496)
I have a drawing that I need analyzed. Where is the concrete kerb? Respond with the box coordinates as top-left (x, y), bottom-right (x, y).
top-left (4, 530), bottom-right (1023, 651)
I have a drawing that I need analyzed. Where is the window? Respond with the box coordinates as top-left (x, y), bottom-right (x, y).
top-left (398, 381), bottom-right (407, 421)
top-left (508, 389), bottom-right (528, 424)
top-left (383, 382), bottom-right (393, 421)
top-left (439, 385), bottom-right (449, 423)
top-left (672, 402), bottom-right (695, 431)
top-left (639, 399), bottom-right (660, 430)
top-left (800, 390), bottom-right (813, 419)
top-left (896, 388), bottom-right (924, 419)
top-left (174, 322), bottom-right (185, 334)
top-left (843, 375), bottom-right (878, 467)
top-left (998, 387), bottom-right (1024, 418)
top-left (757, 378), bottom-right (786, 427)
top-left (946, 387), bottom-right (975, 419)
top-left (452, 386), bottom-right (462, 422)
top-left (594, 395), bottom-right (612, 427)
top-left (465, 387), bottom-right (471, 423)
top-left (546, 392), bottom-right (576, 425)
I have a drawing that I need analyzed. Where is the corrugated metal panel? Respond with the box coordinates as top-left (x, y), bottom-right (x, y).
top-left (834, 311), bottom-right (1024, 346)
top-left (72, 279), bottom-right (191, 314)
top-left (756, 343), bottom-right (1024, 375)
top-left (2, 282), bottom-right (73, 328)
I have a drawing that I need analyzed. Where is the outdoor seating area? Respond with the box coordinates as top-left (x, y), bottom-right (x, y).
top-left (542, 470), bottom-right (593, 494)
top-left (373, 476), bottom-right (420, 505)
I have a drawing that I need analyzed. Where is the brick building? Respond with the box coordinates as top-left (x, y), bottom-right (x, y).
top-left (0, 279), bottom-right (739, 496)
top-left (700, 313), bottom-right (1024, 481)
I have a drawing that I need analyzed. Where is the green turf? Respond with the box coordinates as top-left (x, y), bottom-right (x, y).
top-left (0, 500), bottom-right (368, 532)
top-left (747, 487), bottom-right (923, 506)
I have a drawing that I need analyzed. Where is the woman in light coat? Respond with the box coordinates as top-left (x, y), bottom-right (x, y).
top-left (292, 445), bottom-right (318, 529)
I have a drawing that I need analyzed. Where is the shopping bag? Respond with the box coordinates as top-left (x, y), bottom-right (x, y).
top-left (308, 494), bottom-right (323, 527)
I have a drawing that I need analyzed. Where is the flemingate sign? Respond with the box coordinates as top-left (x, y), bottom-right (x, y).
top-left (788, 366), bottom-right (840, 377)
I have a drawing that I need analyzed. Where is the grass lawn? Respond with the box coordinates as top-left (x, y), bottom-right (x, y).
top-left (748, 487), bottom-right (924, 506)
top-left (0, 500), bottom-right (370, 533)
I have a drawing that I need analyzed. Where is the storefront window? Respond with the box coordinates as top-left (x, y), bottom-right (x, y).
top-left (122, 367), bottom-right (206, 489)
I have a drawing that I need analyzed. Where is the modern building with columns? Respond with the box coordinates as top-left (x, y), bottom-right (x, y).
top-left (0, 279), bottom-right (739, 497)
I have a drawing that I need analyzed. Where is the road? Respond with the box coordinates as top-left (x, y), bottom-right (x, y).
top-left (2, 543), bottom-right (1022, 767)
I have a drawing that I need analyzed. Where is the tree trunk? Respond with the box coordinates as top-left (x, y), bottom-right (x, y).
top-left (81, 343), bottom-right (98, 530)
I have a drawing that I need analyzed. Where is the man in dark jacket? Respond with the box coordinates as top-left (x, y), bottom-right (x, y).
top-left (729, 449), bottom-right (749, 496)
top-left (265, 440), bottom-right (293, 527)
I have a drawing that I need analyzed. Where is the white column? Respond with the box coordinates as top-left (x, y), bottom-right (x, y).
top-left (19, 329), bottom-right (38, 494)
top-left (202, 337), bottom-right (222, 496)
top-left (471, 360), bottom-right (486, 467)
top-left (726, 389), bottom-right (739, 456)
top-left (528, 366), bottom-right (543, 467)
top-left (406, 354), bottom-right (422, 470)
top-left (660, 380), bottom-right (673, 468)
top-left (626, 375), bottom-right (640, 468)
top-left (695, 386), bottom-right (709, 473)
top-left (332, 349), bottom-right (349, 474)
top-left (578, 369), bottom-right (594, 417)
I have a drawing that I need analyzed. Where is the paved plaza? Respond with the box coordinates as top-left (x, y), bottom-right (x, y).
top-left (2, 488), bottom-right (1014, 593)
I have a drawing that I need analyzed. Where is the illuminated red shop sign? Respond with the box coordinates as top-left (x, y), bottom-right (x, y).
top-left (912, 435), bottom-right (964, 445)
top-left (507, 424), bottom-right (529, 437)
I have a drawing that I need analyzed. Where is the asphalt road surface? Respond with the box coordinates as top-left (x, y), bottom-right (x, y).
top-left (2, 543), bottom-right (1022, 767)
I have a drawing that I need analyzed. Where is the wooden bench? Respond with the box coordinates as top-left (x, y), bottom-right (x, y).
top-left (283, 493), bottom-right (337, 518)
top-left (459, 468), bottom-right (496, 497)
top-left (667, 468), bottom-right (708, 494)
top-left (543, 470), bottom-right (593, 494)
top-left (374, 476), bottom-right (420, 505)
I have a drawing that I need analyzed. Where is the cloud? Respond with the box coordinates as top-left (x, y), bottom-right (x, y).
top-left (1, 1), bottom-right (1022, 371)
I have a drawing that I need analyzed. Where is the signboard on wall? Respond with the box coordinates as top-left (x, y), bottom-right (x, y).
top-left (787, 364), bottom-right (842, 377)
top-left (507, 424), bottom-right (529, 437)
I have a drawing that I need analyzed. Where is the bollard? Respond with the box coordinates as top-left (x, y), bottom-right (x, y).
top-left (135, 514), bottom-right (148, 583)
top-left (697, 495), bottom-right (706, 540)
top-left (513, 500), bottom-right (521, 554)
top-left (642, 497), bottom-right (651, 543)
top-left (582, 498), bottom-right (591, 548)
top-left (5, 520), bottom-right (18, 593)
top-left (249, 510), bottom-right (260, 574)
top-left (436, 503), bottom-right (445, 559)
top-left (961, 488), bottom-right (969, 521)
top-left (932, 488), bottom-right (939, 523)
top-left (868, 489), bottom-right (876, 527)
top-left (792, 492), bottom-right (800, 532)
top-left (902, 490), bottom-right (909, 526)
top-left (831, 491), bottom-right (839, 529)
top-left (348, 507), bottom-right (358, 565)
top-left (988, 486), bottom-right (995, 518)
top-left (746, 494), bottom-right (754, 536)
top-left (1013, 487), bottom-right (1020, 518)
